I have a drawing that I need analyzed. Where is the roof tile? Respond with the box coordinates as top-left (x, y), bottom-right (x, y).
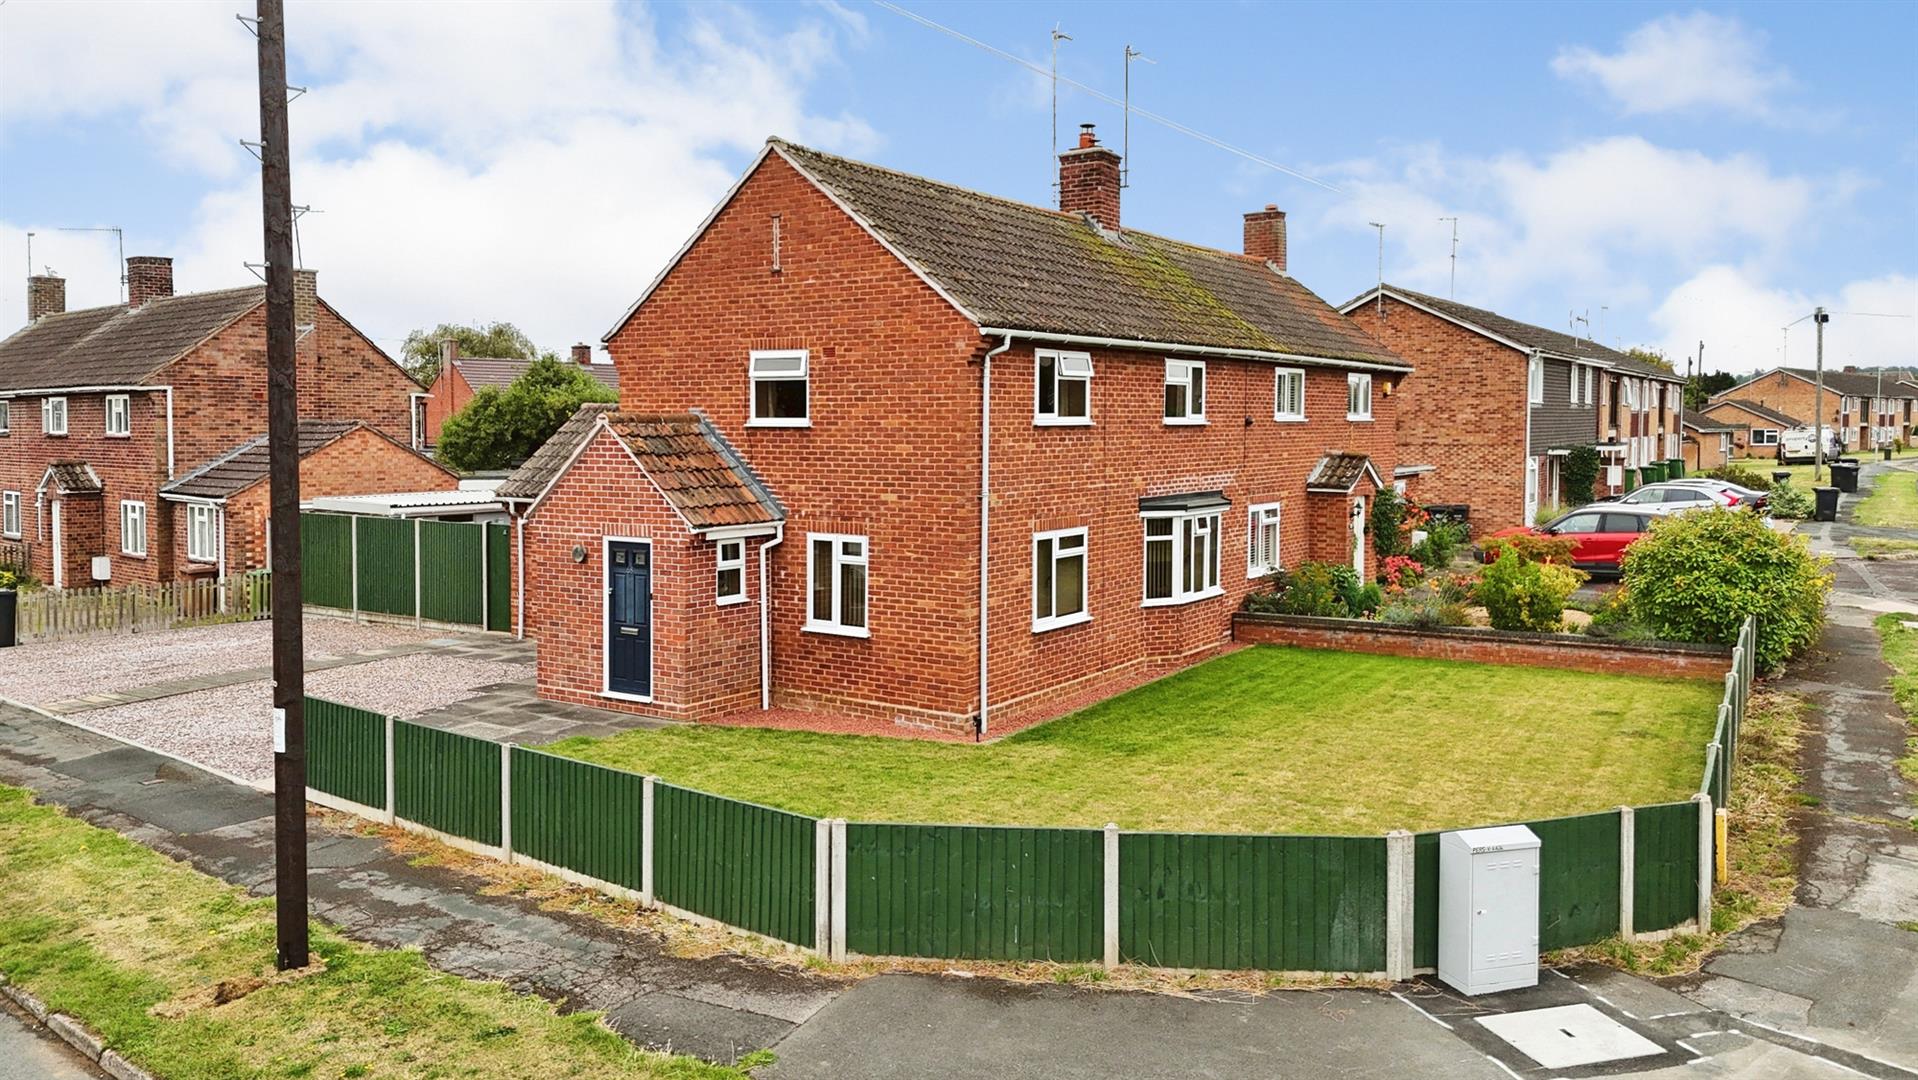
top-left (0, 287), bottom-right (263, 392)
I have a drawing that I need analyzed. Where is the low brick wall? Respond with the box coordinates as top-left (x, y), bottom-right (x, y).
top-left (1231, 613), bottom-right (1731, 680)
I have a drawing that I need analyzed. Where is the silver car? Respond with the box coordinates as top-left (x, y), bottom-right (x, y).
top-left (1608, 482), bottom-right (1738, 514)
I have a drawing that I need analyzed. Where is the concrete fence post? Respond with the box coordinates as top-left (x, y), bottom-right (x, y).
top-left (1103, 823), bottom-right (1120, 969)
top-left (829, 819), bottom-right (848, 963)
top-left (1617, 807), bottom-right (1636, 942)
top-left (413, 518), bottom-right (423, 627)
top-left (1385, 829), bottom-right (1415, 980)
top-left (383, 715), bottom-right (396, 825)
top-left (1693, 793), bottom-right (1713, 933)
top-left (350, 515), bottom-right (361, 621)
top-left (640, 776), bottom-right (656, 908)
top-left (499, 742), bottom-right (513, 861)
top-left (814, 818), bottom-right (832, 957)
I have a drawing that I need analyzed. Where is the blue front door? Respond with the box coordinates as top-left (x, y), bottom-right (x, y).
top-left (607, 541), bottom-right (652, 697)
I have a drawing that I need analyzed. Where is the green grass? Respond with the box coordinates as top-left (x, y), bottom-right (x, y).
top-left (1875, 614), bottom-right (1918, 793)
top-left (1857, 469), bottom-right (1918, 529)
top-left (1856, 537), bottom-right (1918, 560)
top-left (547, 646), bottom-right (1721, 834)
top-left (0, 785), bottom-right (741, 1080)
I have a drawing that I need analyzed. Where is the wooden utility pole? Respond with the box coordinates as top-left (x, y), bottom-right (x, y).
top-left (1813, 307), bottom-right (1829, 483)
top-left (256, 0), bottom-right (308, 971)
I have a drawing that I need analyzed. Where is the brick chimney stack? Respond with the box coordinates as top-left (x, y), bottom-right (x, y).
top-left (571, 343), bottom-right (593, 366)
top-left (1058, 123), bottom-right (1122, 229)
top-left (28, 274), bottom-right (66, 322)
top-left (439, 338), bottom-right (459, 370)
top-left (126, 256), bottom-right (173, 308)
top-left (292, 268), bottom-right (319, 327)
top-left (1244, 205), bottom-right (1287, 271)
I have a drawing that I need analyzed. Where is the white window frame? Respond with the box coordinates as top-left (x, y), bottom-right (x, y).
top-left (1247, 502), bottom-right (1282, 578)
top-left (805, 532), bottom-right (870, 638)
top-left (1623, 379), bottom-right (1639, 409)
top-left (1163, 359), bottom-right (1206, 425)
top-left (42, 396), bottom-right (67, 436)
top-left (0, 400), bottom-right (10, 435)
top-left (119, 500), bottom-right (147, 557)
top-left (1752, 428), bottom-right (1780, 446)
top-left (1141, 509), bottom-right (1223, 607)
top-left (187, 504), bottom-right (219, 563)
top-left (1346, 372), bottom-right (1373, 421)
top-left (1031, 526), bottom-right (1090, 633)
top-left (1528, 357), bottom-right (1544, 405)
top-left (715, 539), bottom-right (747, 605)
top-left (2, 492), bottom-right (19, 539)
top-left (1583, 366), bottom-right (1595, 406)
top-left (1273, 368), bottom-right (1306, 422)
top-left (104, 394), bottom-right (130, 437)
top-left (1034, 349), bottom-right (1094, 425)
top-left (747, 348), bottom-right (810, 428)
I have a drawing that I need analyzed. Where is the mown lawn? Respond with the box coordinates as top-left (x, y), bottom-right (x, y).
top-left (0, 786), bottom-right (740, 1080)
top-left (1857, 468), bottom-right (1918, 529)
top-left (547, 646), bottom-right (1721, 835)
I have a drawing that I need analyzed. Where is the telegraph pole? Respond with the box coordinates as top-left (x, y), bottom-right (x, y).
top-left (1813, 306), bottom-right (1829, 483)
top-left (256, 0), bottom-right (309, 972)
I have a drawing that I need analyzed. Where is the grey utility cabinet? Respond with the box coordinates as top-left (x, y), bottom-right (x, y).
top-left (1438, 824), bottom-right (1541, 996)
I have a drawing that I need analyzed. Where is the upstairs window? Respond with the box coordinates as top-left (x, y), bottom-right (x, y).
top-left (1163, 360), bottom-right (1205, 424)
top-left (1527, 357), bottom-right (1544, 405)
top-left (1247, 503), bottom-right (1282, 577)
top-left (1035, 350), bottom-right (1093, 424)
top-left (1568, 365), bottom-right (1581, 405)
top-left (806, 533), bottom-right (868, 637)
top-left (1143, 510), bottom-right (1221, 605)
top-left (1582, 366), bottom-right (1595, 406)
top-left (748, 349), bottom-right (809, 426)
top-left (120, 500), bottom-right (146, 556)
top-left (105, 394), bottom-right (130, 436)
top-left (1273, 368), bottom-right (1306, 421)
top-left (1032, 527), bottom-right (1089, 632)
top-left (1347, 373), bottom-right (1373, 420)
top-left (2, 492), bottom-right (18, 538)
top-left (715, 540), bottom-right (746, 604)
top-left (42, 396), bottom-right (67, 436)
top-left (0, 400), bottom-right (10, 434)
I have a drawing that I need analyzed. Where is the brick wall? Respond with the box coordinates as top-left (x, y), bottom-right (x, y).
top-left (1231, 613), bottom-right (1731, 680)
top-left (0, 390), bottom-right (172, 585)
top-left (421, 364), bottom-right (474, 447)
top-left (1713, 373), bottom-right (1857, 448)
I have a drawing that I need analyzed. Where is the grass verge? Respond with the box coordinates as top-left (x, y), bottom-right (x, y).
top-left (0, 785), bottom-right (744, 1079)
top-left (547, 645), bottom-right (1721, 834)
top-left (1856, 468), bottom-right (1918, 529)
top-left (1855, 537), bottom-right (1918, 560)
top-left (1873, 613), bottom-right (1918, 794)
top-left (1550, 690), bottom-right (1804, 977)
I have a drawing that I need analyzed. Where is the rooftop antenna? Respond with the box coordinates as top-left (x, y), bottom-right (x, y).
top-left (1437, 216), bottom-right (1458, 298)
top-left (1571, 310), bottom-right (1591, 341)
top-left (1050, 25), bottom-right (1070, 196)
top-left (1600, 304), bottom-right (1609, 346)
top-left (1122, 44), bottom-right (1154, 189)
top-left (291, 204), bottom-right (322, 268)
top-left (1368, 222), bottom-right (1386, 322)
top-left (55, 226), bottom-right (127, 302)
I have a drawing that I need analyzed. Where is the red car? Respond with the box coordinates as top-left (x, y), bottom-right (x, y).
top-left (1484, 505), bottom-right (1662, 575)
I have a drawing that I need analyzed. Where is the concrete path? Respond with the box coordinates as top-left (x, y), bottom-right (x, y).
top-left (0, 998), bottom-right (104, 1080)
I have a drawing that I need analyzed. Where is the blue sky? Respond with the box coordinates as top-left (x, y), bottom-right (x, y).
top-left (2, 0), bottom-right (1913, 372)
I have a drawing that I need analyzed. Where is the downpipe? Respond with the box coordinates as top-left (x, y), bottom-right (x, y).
top-left (978, 333), bottom-right (1015, 742)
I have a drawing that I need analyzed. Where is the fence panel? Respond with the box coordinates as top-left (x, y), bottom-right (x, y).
top-left (393, 722), bottom-right (501, 846)
top-left (653, 783), bottom-right (816, 948)
top-left (1634, 801), bottom-right (1700, 933)
top-left (419, 520), bottom-right (484, 626)
top-left (486, 522), bottom-right (511, 631)
top-left (300, 513), bottom-right (354, 610)
top-left (1119, 832), bottom-right (1386, 972)
top-left (845, 823), bottom-right (1101, 962)
top-left (1528, 811), bottom-right (1622, 951)
top-left (354, 517), bottom-right (417, 617)
top-left (1413, 831), bottom-right (1440, 969)
top-left (305, 696), bottom-right (386, 809)
top-left (510, 748), bottom-right (646, 892)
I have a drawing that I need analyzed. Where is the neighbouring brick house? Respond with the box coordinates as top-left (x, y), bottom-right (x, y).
top-left (1698, 398), bottom-right (1801, 455)
top-left (158, 419), bottom-right (458, 577)
top-left (1709, 367), bottom-right (1918, 451)
top-left (504, 129), bottom-right (1409, 733)
top-left (1339, 285), bottom-right (1685, 529)
top-left (0, 258), bottom-right (424, 587)
top-left (1681, 416), bottom-right (1739, 472)
top-left (420, 341), bottom-right (619, 450)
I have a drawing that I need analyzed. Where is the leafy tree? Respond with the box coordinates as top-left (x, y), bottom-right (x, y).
top-left (1623, 347), bottom-right (1674, 373)
top-left (1686, 370), bottom-right (1737, 411)
top-left (401, 321), bottom-right (539, 385)
top-left (436, 356), bottom-right (617, 472)
top-left (1561, 445), bottom-right (1600, 506)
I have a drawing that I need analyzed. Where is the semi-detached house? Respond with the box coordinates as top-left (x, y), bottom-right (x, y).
top-left (1707, 367), bottom-right (1918, 452)
top-left (505, 127), bottom-right (1411, 736)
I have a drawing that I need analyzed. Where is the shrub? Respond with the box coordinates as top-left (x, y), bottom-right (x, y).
top-left (1381, 555), bottom-right (1425, 591)
top-left (1562, 445), bottom-right (1601, 505)
top-left (1239, 571), bottom-right (1289, 614)
top-left (1481, 532), bottom-right (1578, 567)
top-left (1369, 489), bottom-right (1406, 558)
top-left (0, 566), bottom-right (16, 591)
top-left (1379, 580), bottom-right (1473, 629)
top-left (1768, 483), bottom-right (1814, 520)
top-left (1274, 562), bottom-right (1359, 618)
top-left (1433, 572), bottom-right (1476, 605)
top-left (1410, 517), bottom-right (1468, 569)
top-left (1476, 552), bottom-right (1585, 631)
top-left (1703, 463), bottom-right (1772, 492)
top-left (1346, 581), bottom-right (1385, 617)
top-left (1620, 508), bottom-right (1832, 670)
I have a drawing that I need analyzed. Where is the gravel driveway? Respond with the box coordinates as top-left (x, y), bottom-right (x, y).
top-left (68, 653), bottom-right (534, 784)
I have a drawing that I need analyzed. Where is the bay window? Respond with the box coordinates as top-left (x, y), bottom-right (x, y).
top-left (1143, 506), bottom-right (1222, 606)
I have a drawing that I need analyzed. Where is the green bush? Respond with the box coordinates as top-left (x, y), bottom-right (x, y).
top-left (1476, 550), bottom-right (1585, 631)
top-left (1379, 580), bottom-right (1474, 629)
top-left (1346, 581), bottom-right (1385, 617)
top-left (0, 567), bottom-right (16, 591)
top-left (1768, 483), bottom-right (1814, 520)
top-left (1410, 518), bottom-right (1468, 569)
top-left (1561, 445), bottom-right (1601, 506)
top-left (1239, 571), bottom-right (1289, 614)
top-left (1273, 562), bottom-right (1360, 617)
top-left (1703, 463), bottom-right (1773, 492)
top-left (1620, 508), bottom-right (1832, 670)
top-left (1369, 489), bottom-right (1406, 558)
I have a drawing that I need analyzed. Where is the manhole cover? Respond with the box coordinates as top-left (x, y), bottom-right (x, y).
top-left (1475, 1003), bottom-right (1664, 1069)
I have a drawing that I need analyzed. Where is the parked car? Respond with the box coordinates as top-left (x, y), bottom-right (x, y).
top-left (1484, 505), bottom-right (1662, 575)
top-left (1650, 478), bottom-right (1769, 511)
top-left (1777, 425), bottom-right (1844, 464)
top-left (1602, 482), bottom-right (1739, 515)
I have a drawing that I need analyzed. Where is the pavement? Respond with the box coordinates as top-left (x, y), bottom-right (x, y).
top-left (0, 997), bottom-right (104, 1080)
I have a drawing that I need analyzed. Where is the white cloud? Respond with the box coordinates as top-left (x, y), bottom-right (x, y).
top-left (1651, 267), bottom-right (1918, 374)
top-left (1552, 12), bottom-right (1820, 126)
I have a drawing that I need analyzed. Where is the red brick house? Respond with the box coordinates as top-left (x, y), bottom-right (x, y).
top-left (0, 258), bottom-right (424, 587)
top-left (1698, 398), bottom-right (1801, 455)
top-left (420, 341), bottom-right (618, 450)
top-left (1708, 367), bottom-right (1918, 451)
top-left (505, 130), bottom-right (1409, 734)
top-left (1339, 286), bottom-right (1685, 529)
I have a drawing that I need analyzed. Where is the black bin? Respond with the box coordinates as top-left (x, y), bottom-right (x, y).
top-left (1772, 470), bottom-right (1793, 485)
top-left (1829, 460), bottom-right (1860, 494)
top-left (0, 589), bottom-right (14, 649)
top-left (1423, 504), bottom-right (1470, 528)
top-left (1813, 486), bottom-right (1840, 522)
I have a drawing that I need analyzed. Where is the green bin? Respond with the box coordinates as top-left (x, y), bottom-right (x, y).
top-left (1665, 457), bottom-right (1685, 479)
top-left (1641, 462), bottom-right (1666, 484)
top-left (1623, 468), bottom-right (1638, 492)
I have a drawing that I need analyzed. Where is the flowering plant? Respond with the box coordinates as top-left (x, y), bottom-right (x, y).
top-left (1381, 555), bottom-right (1425, 592)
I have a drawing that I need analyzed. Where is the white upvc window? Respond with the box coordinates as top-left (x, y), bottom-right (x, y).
top-left (2, 492), bottom-right (19, 538)
top-left (0, 400), bottom-right (10, 434)
top-left (748, 349), bottom-right (809, 426)
top-left (715, 539), bottom-right (746, 604)
top-left (42, 396), bottom-right (67, 435)
top-left (1273, 368), bottom-right (1306, 422)
top-left (1034, 350), bottom-right (1093, 424)
top-left (104, 394), bottom-right (130, 436)
top-left (1163, 359), bottom-right (1205, 424)
top-left (1752, 428), bottom-right (1779, 446)
top-left (1623, 379), bottom-right (1638, 409)
top-left (1142, 510), bottom-right (1222, 606)
top-left (1031, 526), bottom-right (1089, 633)
top-left (1346, 373), bottom-right (1373, 420)
top-left (119, 500), bottom-right (147, 556)
top-left (806, 532), bottom-right (868, 637)
top-left (1528, 357), bottom-right (1544, 405)
top-left (187, 504), bottom-right (219, 563)
top-left (1247, 502), bottom-right (1282, 578)
top-left (1583, 366), bottom-right (1595, 406)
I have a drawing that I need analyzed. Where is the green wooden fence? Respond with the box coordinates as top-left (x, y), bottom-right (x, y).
top-left (393, 722), bottom-right (501, 847)
top-left (298, 512), bottom-right (510, 630)
top-left (1633, 801), bottom-right (1700, 933)
top-left (300, 513), bottom-right (354, 610)
top-left (845, 824), bottom-right (1101, 962)
top-left (1530, 811), bottom-right (1623, 951)
top-left (305, 695), bottom-right (385, 809)
top-left (654, 783), bottom-right (817, 949)
top-left (419, 520), bottom-right (484, 625)
top-left (510, 748), bottom-right (647, 893)
top-left (486, 522), bottom-right (511, 631)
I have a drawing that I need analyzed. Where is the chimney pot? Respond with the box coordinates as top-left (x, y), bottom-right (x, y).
top-left (126, 256), bottom-right (174, 308)
top-left (1077, 123), bottom-right (1098, 149)
top-left (27, 274), bottom-right (66, 322)
top-left (1059, 123), bottom-right (1123, 228)
top-left (1243, 206), bottom-right (1288, 271)
top-left (292, 268), bottom-right (318, 327)
top-left (571, 343), bottom-right (593, 366)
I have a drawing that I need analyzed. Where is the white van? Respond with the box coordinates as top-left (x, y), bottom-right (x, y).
top-left (1777, 425), bottom-right (1844, 464)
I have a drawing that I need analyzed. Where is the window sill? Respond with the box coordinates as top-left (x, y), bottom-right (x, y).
top-left (1032, 611), bottom-right (1090, 634)
top-left (747, 418), bottom-right (811, 429)
top-left (1248, 565), bottom-right (1280, 580)
top-left (1273, 415), bottom-right (1307, 423)
top-left (804, 621), bottom-right (871, 639)
top-left (120, 552), bottom-right (148, 560)
top-left (1162, 417), bottom-right (1207, 427)
top-left (186, 556), bottom-right (219, 565)
top-left (1142, 587), bottom-right (1224, 609)
top-left (599, 690), bottom-right (654, 705)
top-left (105, 432), bottom-right (131, 439)
top-left (1034, 417), bottom-right (1093, 427)
top-left (1346, 414), bottom-right (1374, 423)
top-left (716, 594), bottom-right (750, 607)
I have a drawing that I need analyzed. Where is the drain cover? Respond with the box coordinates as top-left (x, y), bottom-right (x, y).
top-left (1475, 1004), bottom-right (1664, 1069)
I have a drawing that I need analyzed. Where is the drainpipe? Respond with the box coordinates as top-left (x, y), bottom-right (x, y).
top-left (514, 511), bottom-right (526, 640)
top-left (759, 524), bottom-right (785, 710)
top-left (978, 333), bottom-right (1015, 740)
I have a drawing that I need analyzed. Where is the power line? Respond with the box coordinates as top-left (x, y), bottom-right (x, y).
top-left (871, 1), bottom-right (1342, 194)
